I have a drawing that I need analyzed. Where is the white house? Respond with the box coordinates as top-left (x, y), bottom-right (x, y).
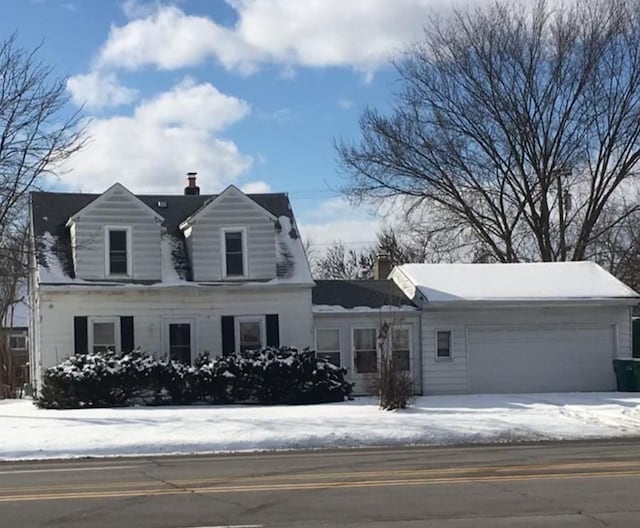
top-left (29, 178), bottom-right (314, 391)
top-left (28, 177), bottom-right (640, 395)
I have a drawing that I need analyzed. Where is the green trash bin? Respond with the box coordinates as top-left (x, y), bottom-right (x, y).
top-left (613, 359), bottom-right (640, 392)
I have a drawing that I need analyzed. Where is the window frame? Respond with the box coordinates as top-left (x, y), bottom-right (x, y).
top-left (221, 226), bottom-right (248, 279)
top-left (352, 326), bottom-right (378, 374)
top-left (435, 329), bottom-right (453, 360)
top-left (390, 325), bottom-right (412, 372)
top-left (235, 315), bottom-right (266, 353)
top-left (104, 225), bottom-right (133, 277)
top-left (88, 316), bottom-right (121, 354)
top-left (315, 327), bottom-right (341, 367)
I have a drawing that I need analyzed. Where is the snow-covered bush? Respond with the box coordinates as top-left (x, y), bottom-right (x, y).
top-left (198, 347), bottom-right (353, 404)
top-left (35, 347), bottom-right (353, 409)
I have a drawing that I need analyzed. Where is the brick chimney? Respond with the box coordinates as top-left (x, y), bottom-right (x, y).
top-left (184, 172), bottom-right (200, 196)
top-left (374, 253), bottom-right (392, 279)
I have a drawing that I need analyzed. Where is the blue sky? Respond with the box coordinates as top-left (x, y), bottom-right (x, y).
top-left (4, 0), bottom-right (480, 250)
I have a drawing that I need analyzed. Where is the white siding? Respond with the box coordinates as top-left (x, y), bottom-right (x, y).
top-left (72, 186), bottom-right (162, 280)
top-left (188, 189), bottom-right (277, 282)
top-left (35, 286), bottom-right (313, 383)
top-left (422, 304), bottom-right (633, 395)
top-left (313, 312), bottom-right (422, 395)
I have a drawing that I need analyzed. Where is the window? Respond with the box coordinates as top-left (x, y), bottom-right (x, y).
top-left (316, 328), bottom-right (341, 366)
top-left (169, 323), bottom-right (192, 364)
top-left (105, 226), bottom-right (131, 276)
top-left (223, 228), bottom-right (246, 277)
top-left (236, 316), bottom-right (265, 352)
top-left (391, 327), bottom-right (411, 371)
top-left (9, 334), bottom-right (26, 350)
top-left (354, 328), bottom-right (377, 373)
top-left (436, 330), bottom-right (452, 359)
top-left (89, 317), bottom-right (119, 353)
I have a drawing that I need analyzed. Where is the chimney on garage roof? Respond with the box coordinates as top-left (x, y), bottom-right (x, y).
top-left (374, 253), bottom-right (392, 280)
top-left (184, 172), bottom-right (200, 196)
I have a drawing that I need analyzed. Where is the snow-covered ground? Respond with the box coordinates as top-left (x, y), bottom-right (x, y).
top-left (2, 393), bottom-right (640, 461)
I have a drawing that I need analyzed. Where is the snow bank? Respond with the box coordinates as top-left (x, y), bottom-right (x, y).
top-left (2, 392), bottom-right (640, 460)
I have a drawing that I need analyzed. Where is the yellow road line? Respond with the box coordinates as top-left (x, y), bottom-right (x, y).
top-left (2, 469), bottom-right (640, 503)
top-left (2, 459), bottom-right (639, 495)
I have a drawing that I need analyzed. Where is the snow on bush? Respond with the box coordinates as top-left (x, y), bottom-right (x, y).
top-left (36, 347), bottom-right (353, 409)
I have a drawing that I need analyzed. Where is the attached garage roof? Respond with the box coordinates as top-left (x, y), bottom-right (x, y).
top-left (394, 261), bottom-right (640, 303)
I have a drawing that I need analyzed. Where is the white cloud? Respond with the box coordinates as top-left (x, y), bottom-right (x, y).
top-left (96, 0), bottom-right (492, 74)
top-left (99, 5), bottom-right (258, 72)
top-left (241, 181), bottom-right (272, 193)
top-left (135, 77), bottom-right (250, 130)
top-left (61, 80), bottom-right (252, 193)
top-left (66, 72), bottom-right (138, 109)
top-left (338, 98), bottom-right (354, 110)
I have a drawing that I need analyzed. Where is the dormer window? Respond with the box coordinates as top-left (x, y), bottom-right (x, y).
top-left (105, 226), bottom-right (132, 276)
top-left (222, 227), bottom-right (247, 278)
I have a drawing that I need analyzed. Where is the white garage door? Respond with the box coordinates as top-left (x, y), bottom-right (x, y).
top-left (468, 325), bottom-right (616, 393)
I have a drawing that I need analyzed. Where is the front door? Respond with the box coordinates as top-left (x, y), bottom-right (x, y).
top-left (168, 322), bottom-right (192, 364)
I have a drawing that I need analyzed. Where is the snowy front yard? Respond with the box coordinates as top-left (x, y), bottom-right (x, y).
top-left (2, 393), bottom-right (640, 460)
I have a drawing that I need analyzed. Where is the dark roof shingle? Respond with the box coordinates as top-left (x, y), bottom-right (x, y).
top-left (312, 280), bottom-right (415, 309)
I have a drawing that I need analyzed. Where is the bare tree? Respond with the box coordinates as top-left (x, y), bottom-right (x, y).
top-left (313, 227), bottom-right (435, 279)
top-left (0, 35), bottom-right (85, 396)
top-left (313, 242), bottom-right (375, 280)
top-left (338, 0), bottom-right (640, 265)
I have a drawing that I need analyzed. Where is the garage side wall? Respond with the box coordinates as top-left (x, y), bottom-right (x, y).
top-left (422, 304), bottom-right (632, 395)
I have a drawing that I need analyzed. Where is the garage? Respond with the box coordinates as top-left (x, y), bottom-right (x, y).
top-left (467, 325), bottom-right (616, 393)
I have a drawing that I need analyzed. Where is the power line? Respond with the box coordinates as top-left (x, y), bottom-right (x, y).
top-left (305, 240), bottom-right (376, 247)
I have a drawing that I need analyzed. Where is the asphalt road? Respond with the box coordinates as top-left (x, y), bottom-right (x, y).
top-left (1, 440), bottom-right (640, 527)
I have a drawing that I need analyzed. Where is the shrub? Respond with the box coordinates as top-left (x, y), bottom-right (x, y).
top-left (35, 346), bottom-right (353, 409)
top-left (370, 354), bottom-right (415, 411)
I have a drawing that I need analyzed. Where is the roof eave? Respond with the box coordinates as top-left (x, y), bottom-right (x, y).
top-left (423, 297), bottom-right (640, 308)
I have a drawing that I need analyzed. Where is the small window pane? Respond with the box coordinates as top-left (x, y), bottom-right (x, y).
top-left (226, 253), bottom-right (244, 276)
top-left (319, 351), bottom-right (341, 366)
top-left (225, 231), bottom-right (243, 252)
top-left (354, 328), bottom-right (376, 350)
top-left (392, 350), bottom-right (410, 371)
top-left (355, 350), bottom-right (377, 373)
top-left (392, 328), bottom-right (409, 350)
top-left (93, 322), bottom-right (116, 353)
top-left (110, 230), bottom-right (127, 251)
top-left (317, 329), bottom-right (340, 366)
top-left (317, 329), bottom-right (339, 351)
top-left (94, 322), bottom-right (115, 345)
top-left (437, 330), bottom-right (451, 358)
top-left (239, 320), bottom-right (262, 351)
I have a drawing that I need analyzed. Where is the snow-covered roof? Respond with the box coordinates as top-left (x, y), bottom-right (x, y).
top-left (393, 262), bottom-right (640, 304)
top-left (31, 187), bottom-right (312, 287)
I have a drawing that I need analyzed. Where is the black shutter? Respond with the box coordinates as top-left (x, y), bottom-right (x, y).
top-left (266, 314), bottom-right (280, 348)
top-left (74, 316), bottom-right (88, 355)
top-left (120, 316), bottom-right (134, 352)
top-left (221, 316), bottom-right (235, 356)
